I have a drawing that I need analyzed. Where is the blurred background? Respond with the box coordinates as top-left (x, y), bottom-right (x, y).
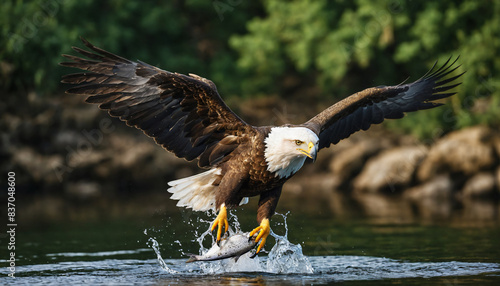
top-left (1, 0), bottom-right (499, 231)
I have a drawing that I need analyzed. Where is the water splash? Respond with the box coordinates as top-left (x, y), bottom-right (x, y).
top-left (194, 225), bottom-right (215, 255)
top-left (147, 237), bottom-right (178, 274)
top-left (146, 211), bottom-right (314, 274)
top-left (266, 212), bottom-right (314, 274)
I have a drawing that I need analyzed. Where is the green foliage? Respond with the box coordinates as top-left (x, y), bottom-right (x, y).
top-left (0, 0), bottom-right (260, 96)
top-left (1, 0), bottom-right (499, 139)
top-left (230, 0), bottom-right (500, 139)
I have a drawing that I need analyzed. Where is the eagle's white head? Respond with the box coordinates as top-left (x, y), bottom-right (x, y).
top-left (264, 126), bottom-right (319, 178)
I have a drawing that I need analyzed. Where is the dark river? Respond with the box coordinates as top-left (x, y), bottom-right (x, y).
top-left (2, 200), bottom-right (499, 285)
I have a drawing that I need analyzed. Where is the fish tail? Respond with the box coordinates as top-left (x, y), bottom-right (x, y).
top-left (185, 254), bottom-right (198, 263)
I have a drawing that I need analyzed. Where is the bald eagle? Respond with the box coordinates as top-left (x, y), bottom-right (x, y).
top-left (61, 38), bottom-right (463, 254)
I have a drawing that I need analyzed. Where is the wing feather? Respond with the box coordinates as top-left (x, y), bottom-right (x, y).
top-left (303, 57), bottom-right (464, 149)
top-left (61, 38), bottom-right (252, 167)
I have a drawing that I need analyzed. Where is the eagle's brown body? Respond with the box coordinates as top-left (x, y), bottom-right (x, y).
top-left (61, 38), bottom-right (463, 253)
top-left (204, 125), bottom-right (288, 223)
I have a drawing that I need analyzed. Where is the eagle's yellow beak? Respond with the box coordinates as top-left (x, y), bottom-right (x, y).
top-left (297, 141), bottom-right (317, 162)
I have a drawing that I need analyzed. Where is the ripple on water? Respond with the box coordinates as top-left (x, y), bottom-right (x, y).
top-left (7, 213), bottom-right (499, 285)
top-left (146, 211), bottom-right (315, 275)
top-left (143, 212), bottom-right (499, 279)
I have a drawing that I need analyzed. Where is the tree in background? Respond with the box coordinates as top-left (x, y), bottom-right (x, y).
top-left (0, 0), bottom-right (261, 95)
top-left (1, 0), bottom-right (499, 139)
top-left (230, 0), bottom-right (500, 138)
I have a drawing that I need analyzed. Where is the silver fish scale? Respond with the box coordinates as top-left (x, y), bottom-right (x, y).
top-left (186, 232), bottom-right (257, 263)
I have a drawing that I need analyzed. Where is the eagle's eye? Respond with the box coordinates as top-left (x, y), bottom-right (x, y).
top-left (294, 140), bottom-right (303, 146)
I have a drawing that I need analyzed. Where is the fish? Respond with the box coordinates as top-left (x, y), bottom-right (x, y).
top-left (186, 232), bottom-right (257, 263)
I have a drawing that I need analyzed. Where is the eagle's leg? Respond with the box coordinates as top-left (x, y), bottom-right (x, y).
top-left (250, 186), bottom-right (282, 254)
top-left (211, 203), bottom-right (228, 243)
top-left (249, 218), bottom-right (270, 254)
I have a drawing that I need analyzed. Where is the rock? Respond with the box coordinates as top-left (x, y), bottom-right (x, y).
top-left (418, 126), bottom-right (497, 181)
top-left (462, 172), bottom-right (496, 198)
top-left (493, 135), bottom-right (500, 162)
top-left (329, 139), bottom-right (391, 187)
top-left (61, 103), bottom-right (101, 129)
top-left (53, 130), bottom-right (87, 150)
top-left (405, 175), bottom-right (453, 200)
top-left (66, 181), bottom-right (101, 199)
top-left (286, 174), bottom-right (338, 195)
top-left (282, 174), bottom-right (358, 217)
top-left (352, 192), bottom-right (414, 220)
top-left (353, 145), bottom-right (428, 193)
top-left (496, 167), bottom-right (500, 192)
top-left (1, 113), bottom-right (22, 134)
top-left (460, 199), bottom-right (498, 222)
top-left (11, 147), bottom-right (64, 184)
top-left (106, 133), bottom-right (196, 182)
top-left (67, 149), bottom-right (107, 169)
top-left (404, 175), bottom-right (454, 220)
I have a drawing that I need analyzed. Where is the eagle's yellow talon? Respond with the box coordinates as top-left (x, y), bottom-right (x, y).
top-left (211, 204), bottom-right (228, 242)
top-left (250, 218), bottom-right (270, 254)
top-left (256, 236), bottom-right (267, 253)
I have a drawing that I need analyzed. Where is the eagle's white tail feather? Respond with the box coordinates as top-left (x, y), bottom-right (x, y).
top-left (167, 168), bottom-right (249, 211)
top-left (167, 169), bottom-right (221, 211)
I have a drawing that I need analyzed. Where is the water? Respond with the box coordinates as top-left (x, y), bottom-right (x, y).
top-left (1, 208), bottom-right (499, 285)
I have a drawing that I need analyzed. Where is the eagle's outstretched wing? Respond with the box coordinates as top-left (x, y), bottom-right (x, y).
top-left (303, 57), bottom-right (464, 150)
top-left (61, 38), bottom-right (250, 168)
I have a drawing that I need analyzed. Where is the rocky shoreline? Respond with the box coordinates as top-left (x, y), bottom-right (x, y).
top-left (286, 125), bottom-right (500, 224)
top-left (1, 93), bottom-right (499, 223)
